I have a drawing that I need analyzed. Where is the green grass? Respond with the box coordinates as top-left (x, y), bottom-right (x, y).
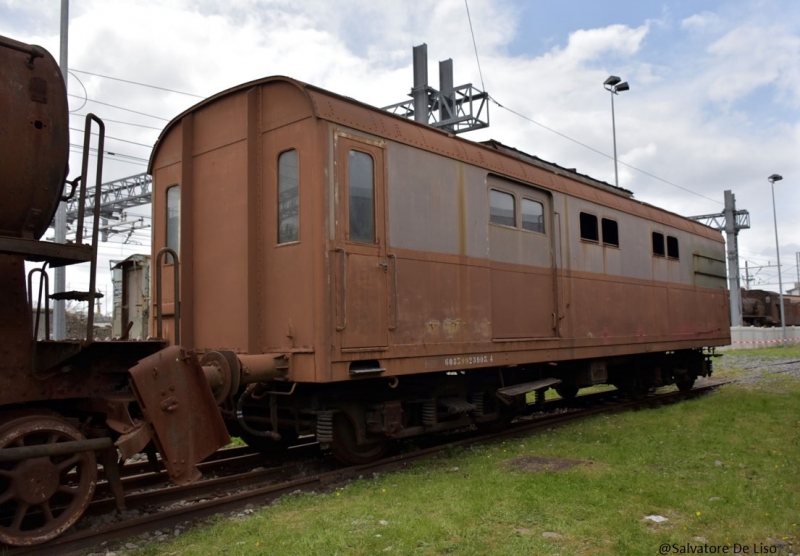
top-left (130, 362), bottom-right (800, 556)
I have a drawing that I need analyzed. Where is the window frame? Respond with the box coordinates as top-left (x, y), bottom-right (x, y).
top-left (652, 232), bottom-right (666, 257)
top-left (277, 148), bottom-right (300, 246)
top-left (165, 184), bottom-right (180, 264)
top-left (489, 188), bottom-right (517, 229)
top-left (667, 235), bottom-right (679, 260)
top-left (346, 148), bottom-right (377, 245)
top-left (520, 197), bottom-right (546, 235)
top-left (601, 217), bottom-right (619, 247)
top-left (579, 211), bottom-right (599, 243)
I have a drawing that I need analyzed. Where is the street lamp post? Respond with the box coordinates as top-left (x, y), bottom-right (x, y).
top-left (604, 76), bottom-right (629, 188)
top-left (768, 173), bottom-right (787, 348)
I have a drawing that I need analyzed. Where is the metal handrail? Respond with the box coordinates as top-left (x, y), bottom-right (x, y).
top-left (388, 254), bottom-right (398, 330)
top-left (79, 114), bottom-right (105, 341)
top-left (335, 248), bottom-right (347, 331)
top-left (155, 247), bottom-right (180, 344)
top-left (27, 265), bottom-right (50, 340)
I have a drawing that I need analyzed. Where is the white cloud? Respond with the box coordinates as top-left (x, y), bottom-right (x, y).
top-left (681, 11), bottom-right (722, 32)
top-left (539, 23), bottom-right (649, 68)
top-left (706, 25), bottom-right (800, 105)
top-left (3, 0), bottom-right (800, 296)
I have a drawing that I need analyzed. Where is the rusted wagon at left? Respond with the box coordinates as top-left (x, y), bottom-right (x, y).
top-left (0, 35), bottom-right (230, 547)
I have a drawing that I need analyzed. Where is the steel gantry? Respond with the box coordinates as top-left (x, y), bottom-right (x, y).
top-left (689, 190), bottom-right (750, 326)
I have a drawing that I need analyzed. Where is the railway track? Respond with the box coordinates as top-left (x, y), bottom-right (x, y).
top-left (6, 383), bottom-right (726, 555)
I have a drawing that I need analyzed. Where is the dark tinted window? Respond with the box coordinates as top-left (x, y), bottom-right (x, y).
top-left (667, 236), bottom-right (679, 259)
top-left (348, 150), bottom-right (375, 244)
top-left (278, 150), bottom-right (299, 244)
top-left (602, 218), bottom-right (619, 246)
top-left (652, 232), bottom-right (665, 256)
top-left (521, 198), bottom-right (545, 233)
top-left (580, 212), bottom-right (599, 241)
top-left (489, 189), bottom-right (515, 227)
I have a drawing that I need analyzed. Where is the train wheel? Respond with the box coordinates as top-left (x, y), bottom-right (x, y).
top-left (554, 383), bottom-right (579, 400)
top-left (0, 416), bottom-right (97, 546)
top-left (676, 376), bottom-right (696, 392)
top-left (330, 414), bottom-right (388, 466)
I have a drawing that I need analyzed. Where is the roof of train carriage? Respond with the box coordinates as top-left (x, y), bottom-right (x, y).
top-left (148, 75), bottom-right (721, 243)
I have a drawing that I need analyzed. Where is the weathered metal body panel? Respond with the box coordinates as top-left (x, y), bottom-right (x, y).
top-left (148, 76), bottom-right (730, 386)
top-left (742, 289), bottom-right (800, 327)
top-left (0, 36), bottom-right (68, 240)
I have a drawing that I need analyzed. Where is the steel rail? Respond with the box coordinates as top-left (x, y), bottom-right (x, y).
top-left (6, 383), bottom-right (727, 556)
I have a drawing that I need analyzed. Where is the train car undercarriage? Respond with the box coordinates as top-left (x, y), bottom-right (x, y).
top-left (229, 348), bottom-right (713, 465)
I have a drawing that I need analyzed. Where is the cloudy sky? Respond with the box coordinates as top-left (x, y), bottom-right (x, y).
top-left (3, 0), bottom-right (799, 311)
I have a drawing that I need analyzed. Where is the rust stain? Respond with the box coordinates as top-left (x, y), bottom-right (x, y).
top-left (458, 163), bottom-right (466, 256)
top-left (442, 318), bottom-right (464, 339)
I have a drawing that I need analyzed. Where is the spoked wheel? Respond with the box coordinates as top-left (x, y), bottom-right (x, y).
top-left (0, 415), bottom-right (97, 546)
top-left (330, 414), bottom-right (388, 466)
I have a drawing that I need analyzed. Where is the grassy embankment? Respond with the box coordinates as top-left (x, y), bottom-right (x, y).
top-left (131, 348), bottom-right (800, 555)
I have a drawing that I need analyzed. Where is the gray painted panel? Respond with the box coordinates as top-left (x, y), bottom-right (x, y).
top-left (487, 175), bottom-right (552, 268)
top-left (380, 136), bottom-right (725, 288)
top-left (387, 141), bottom-right (488, 258)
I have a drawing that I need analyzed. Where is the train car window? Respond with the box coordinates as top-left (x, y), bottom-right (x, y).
top-left (652, 232), bottom-right (665, 256)
top-left (348, 150), bottom-right (375, 244)
top-left (667, 236), bottom-right (679, 259)
top-left (579, 212), bottom-right (599, 242)
top-left (521, 198), bottom-right (545, 233)
top-left (166, 185), bottom-right (180, 263)
top-left (602, 218), bottom-right (619, 247)
top-left (277, 149), bottom-right (299, 244)
top-left (489, 189), bottom-right (516, 227)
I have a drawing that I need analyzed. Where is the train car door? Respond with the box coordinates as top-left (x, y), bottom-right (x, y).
top-left (488, 176), bottom-right (558, 339)
top-left (334, 132), bottom-right (389, 350)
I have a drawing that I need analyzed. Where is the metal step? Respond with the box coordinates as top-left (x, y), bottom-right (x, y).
top-left (0, 236), bottom-right (92, 268)
top-left (497, 378), bottom-right (562, 400)
top-left (50, 290), bottom-right (104, 302)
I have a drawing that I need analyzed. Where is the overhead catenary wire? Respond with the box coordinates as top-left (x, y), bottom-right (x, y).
top-left (69, 144), bottom-right (148, 166)
top-left (67, 94), bottom-right (171, 121)
top-left (70, 112), bottom-right (163, 131)
top-left (464, 0), bottom-right (486, 92)
top-left (459, 2), bottom-right (722, 207)
top-left (489, 96), bottom-right (723, 206)
top-left (69, 127), bottom-right (153, 149)
top-left (71, 69), bottom-right (205, 99)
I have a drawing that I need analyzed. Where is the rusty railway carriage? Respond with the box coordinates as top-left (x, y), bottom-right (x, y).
top-left (148, 76), bottom-right (730, 463)
top-left (741, 289), bottom-right (800, 327)
top-left (0, 32), bottom-right (729, 546)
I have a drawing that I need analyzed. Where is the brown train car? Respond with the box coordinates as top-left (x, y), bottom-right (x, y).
top-left (742, 289), bottom-right (800, 326)
top-left (148, 76), bottom-right (730, 463)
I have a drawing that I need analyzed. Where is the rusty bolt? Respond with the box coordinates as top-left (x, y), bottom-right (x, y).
top-left (160, 396), bottom-right (179, 412)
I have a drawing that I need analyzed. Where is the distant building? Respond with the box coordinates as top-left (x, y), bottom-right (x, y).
top-left (788, 282), bottom-right (800, 296)
top-left (110, 254), bottom-right (150, 339)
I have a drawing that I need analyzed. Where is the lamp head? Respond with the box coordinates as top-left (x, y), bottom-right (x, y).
top-left (615, 81), bottom-right (630, 92)
top-left (604, 75), bottom-right (621, 87)
top-left (768, 174), bottom-right (783, 184)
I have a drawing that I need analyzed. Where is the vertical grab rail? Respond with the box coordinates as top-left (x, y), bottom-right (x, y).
top-left (155, 247), bottom-right (180, 345)
top-left (388, 254), bottom-right (398, 330)
top-left (78, 113), bottom-right (105, 341)
top-left (27, 265), bottom-right (50, 340)
top-left (335, 248), bottom-right (347, 331)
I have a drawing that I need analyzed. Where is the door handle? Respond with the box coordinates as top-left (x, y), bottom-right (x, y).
top-left (378, 262), bottom-right (388, 270)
